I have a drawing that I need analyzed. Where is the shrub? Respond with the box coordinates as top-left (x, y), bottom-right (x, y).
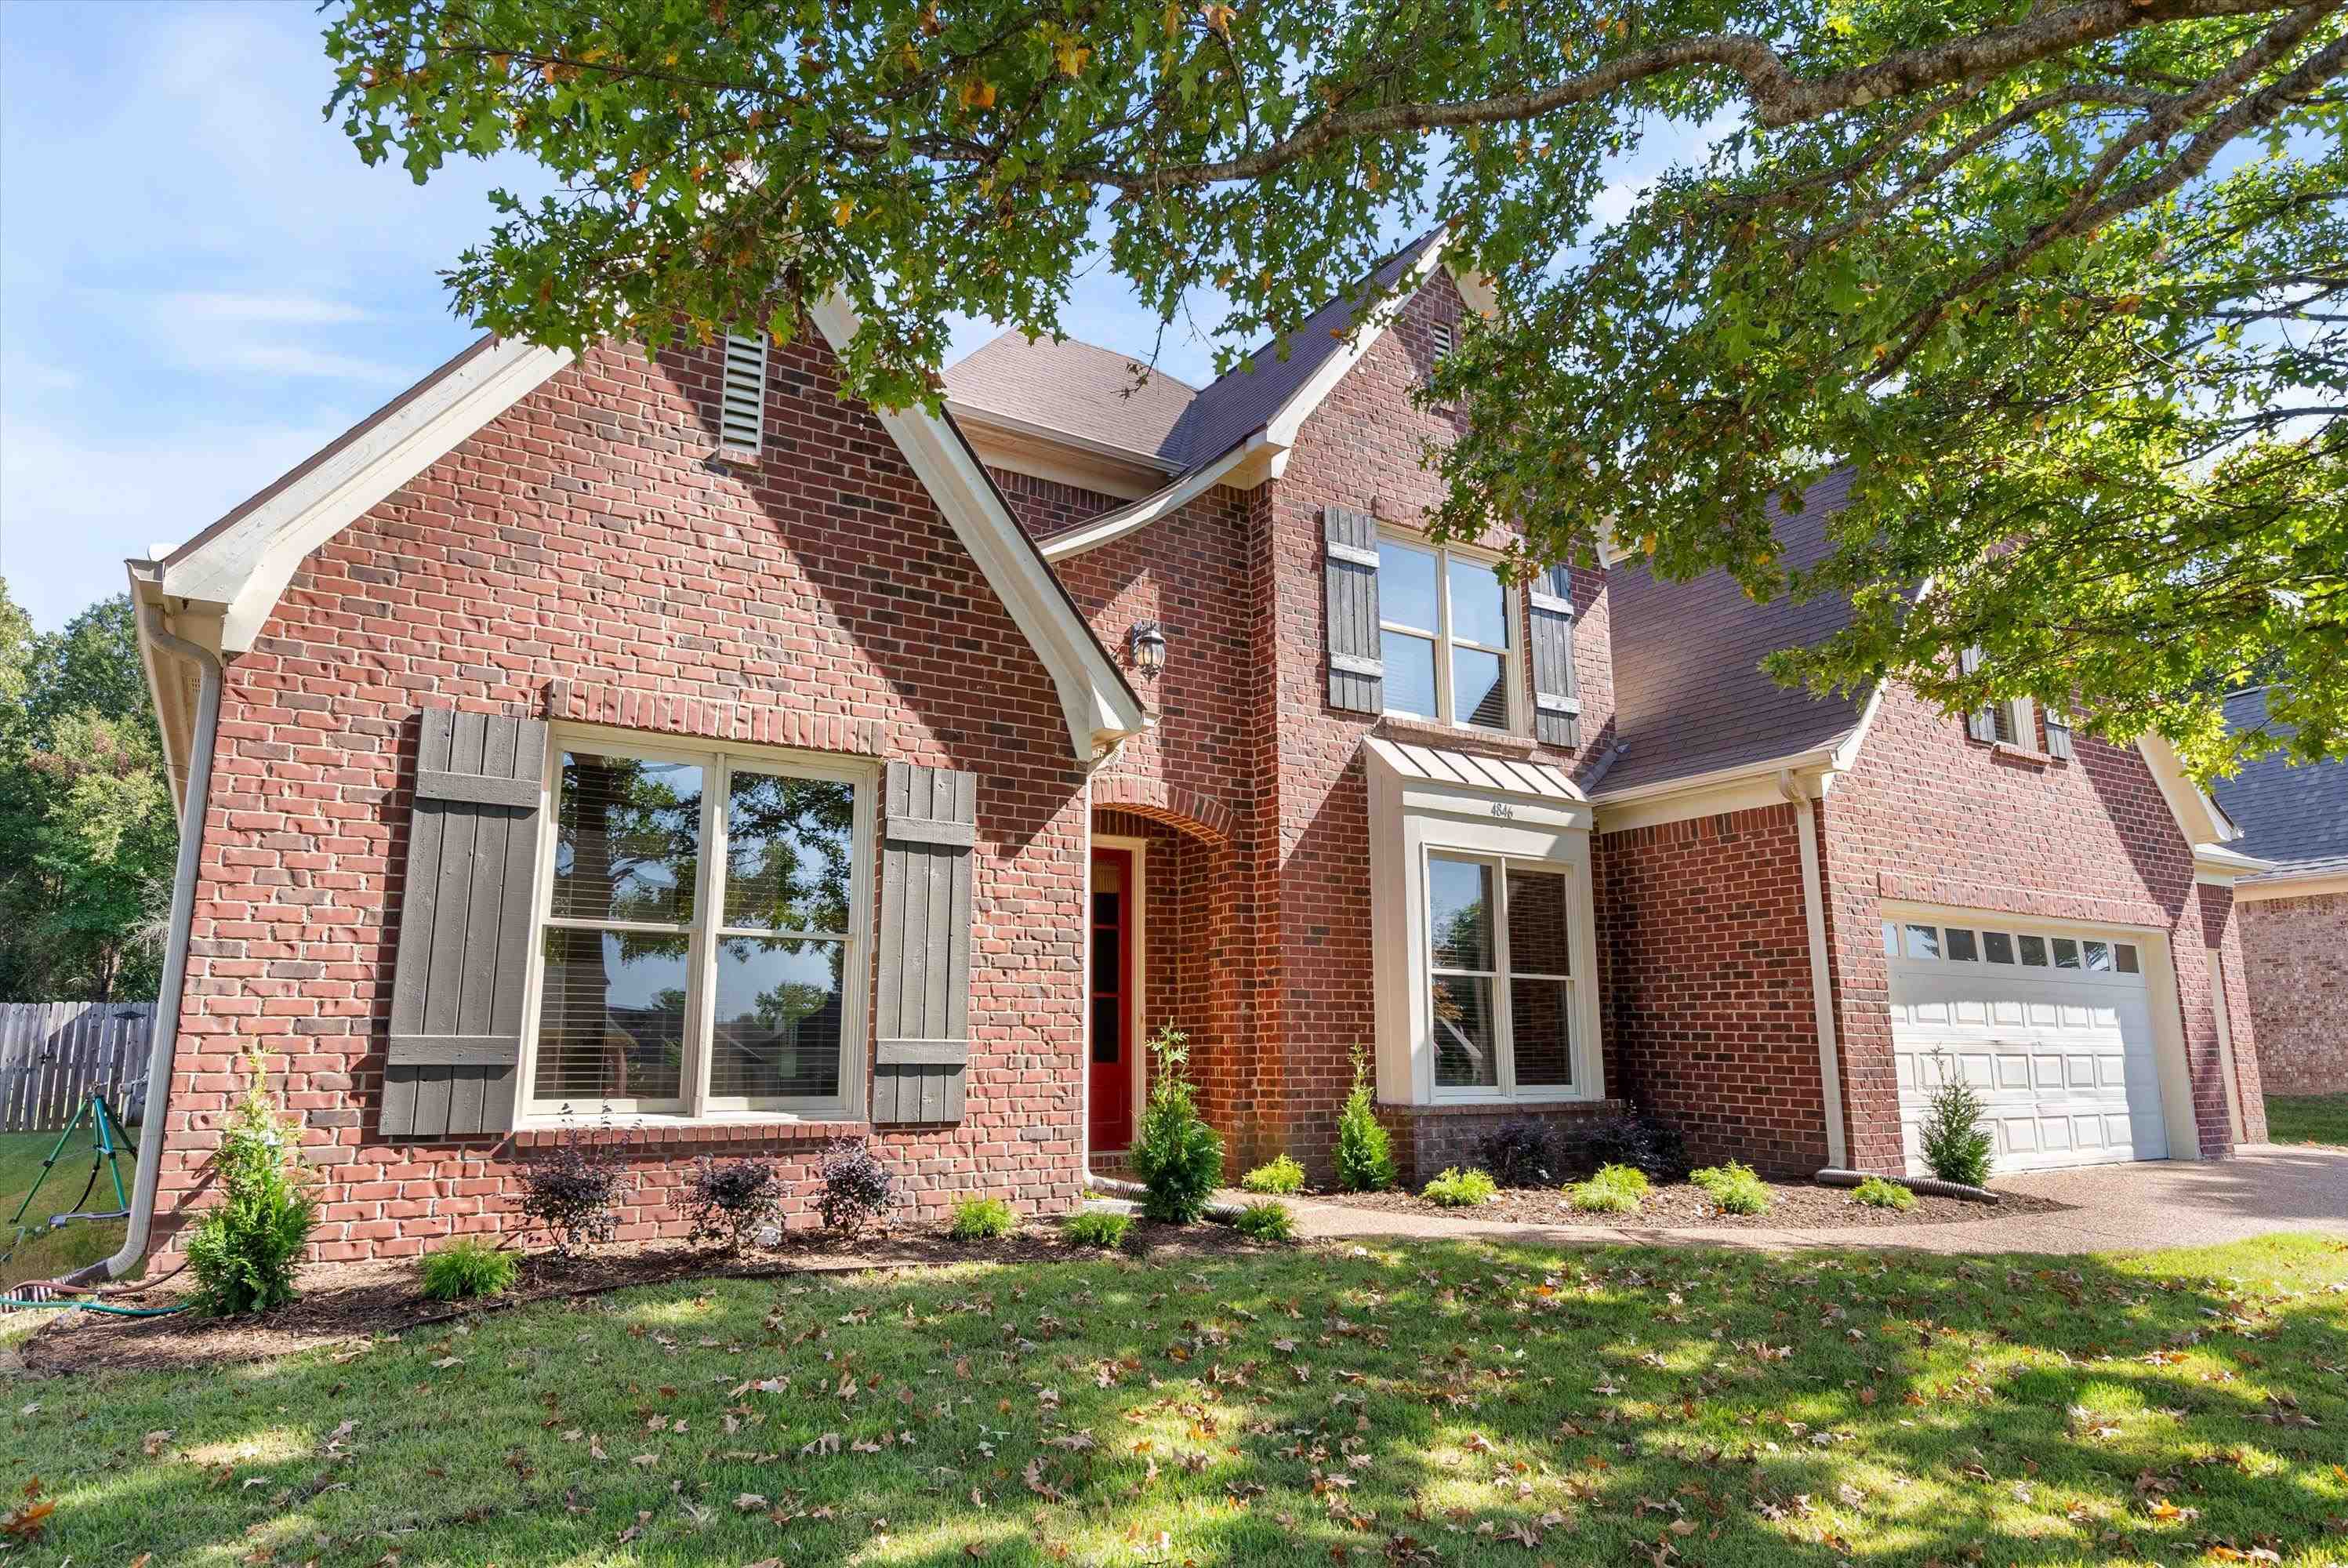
top-left (1477, 1121), bottom-right (1558, 1187)
top-left (675, 1156), bottom-right (784, 1254)
top-left (949, 1196), bottom-right (1018, 1241)
top-left (1568, 1163), bottom-right (1650, 1214)
top-left (1239, 1155), bottom-right (1306, 1195)
top-left (1064, 1208), bottom-right (1134, 1250)
top-left (1128, 1025), bottom-right (1225, 1224)
top-left (1918, 1053), bottom-right (1997, 1188)
top-left (1421, 1167), bottom-right (1498, 1207)
top-left (1333, 1044), bottom-right (1398, 1192)
top-left (818, 1138), bottom-right (900, 1234)
top-left (517, 1119), bottom-right (630, 1258)
top-left (1556, 1112), bottom-right (1689, 1181)
top-left (1850, 1177), bottom-right (1917, 1211)
top-left (1232, 1200), bottom-right (1295, 1242)
top-left (1690, 1162), bottom-right (1773, 1215)
top-left (184, 1046), bottom-right (318, 1316)
top-left (419, 1236), bottom-right (519, 1302)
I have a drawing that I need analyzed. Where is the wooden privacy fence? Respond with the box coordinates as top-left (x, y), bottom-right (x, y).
top-left (0, 1003), bottom-right (154, 1133)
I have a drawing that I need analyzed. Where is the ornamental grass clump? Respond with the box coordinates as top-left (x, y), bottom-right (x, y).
top-left (1918, 1052), bottom-right (1997, 1188)
top-left (184, 1046), bottom-right (318, 1316)
top-left (1568, 1163), bottom-right (1650, 1214)
top-left (1232, 1200), bottom-right (1295, 1242)
top-left (1333, 1044), bottom-right (1397, 1192)
top-left (1851, 1176), bottom-right (1917, 1211)
top-left (1690, 1161), bottom-right (1773, 1215)
top-left (1063, 1208), bottom-right (1134, 1250)
top-left (419, 1236), bottom-right (519, 1302)
top-left (1421, 1167), bottom-right (1498, 1207)
top-left (949, 1195), bottom-right (1018, 1241)
top-left (1240, 1155), bottom-right (1306, 1195)
top-left (1129, 1025), bottom-right (1225, 1224)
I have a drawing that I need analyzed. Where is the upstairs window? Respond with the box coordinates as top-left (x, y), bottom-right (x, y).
top-left (1377, 539), bottom-right (1515, 731)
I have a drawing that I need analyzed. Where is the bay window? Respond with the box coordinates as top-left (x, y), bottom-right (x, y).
top-left (1428, 855), bottom-right (1579, 1097)
top-left (527, 735), bottom-right (873, 1120)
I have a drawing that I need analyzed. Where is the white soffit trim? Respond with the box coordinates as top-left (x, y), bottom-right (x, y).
top-left (2137, 733), bottom-right (2238, 849)
top-left (159, 336), bottom-right (575, 651)
top-left (1048, 234), bottom-right (1455, 563)
top-left (807, 296), bottom-right (1146, 759)
top-left (2234, 864), bottom-right (2348, 900)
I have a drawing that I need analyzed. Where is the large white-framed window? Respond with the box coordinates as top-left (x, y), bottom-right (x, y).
top-left (522, 729), bottom-right (875, 1122)
top-left (1377, 536), bottom-right (1519, 732)
top-left (1426, 852), bottom-right (1580, 1098)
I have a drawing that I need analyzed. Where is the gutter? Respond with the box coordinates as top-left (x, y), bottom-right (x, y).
top-left (1778, 768), bottom-right (1850, 1170)
top-left (69, 604), bottom-right (224, 1283)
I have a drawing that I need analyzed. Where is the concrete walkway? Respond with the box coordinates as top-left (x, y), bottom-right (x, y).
top-left (1271, 1144), bottom-right (2348, 1256)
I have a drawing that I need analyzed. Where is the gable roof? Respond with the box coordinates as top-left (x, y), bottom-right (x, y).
top-left (944, 333), bottom-right (1198, 470)
top-left (1599, 466), bottom-right (1874, 795)
top-left (140, 303), bottom-right (1146, 763)
top-left (2210, 686), bottom-right (2348, 872)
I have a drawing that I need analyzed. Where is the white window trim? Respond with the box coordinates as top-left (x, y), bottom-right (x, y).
top-left (517, 723), bottom-right (877, 1126)
top-left (1987, 695), bottom-right (2036, 750)
top-left (1375, 531), bottom-right (1526, 735)
top-left (1365, 755), bottom-right (1602, 1108)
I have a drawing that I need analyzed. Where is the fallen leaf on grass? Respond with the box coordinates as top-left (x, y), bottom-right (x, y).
top-left (143, 1429), bottom-right (175, 1457)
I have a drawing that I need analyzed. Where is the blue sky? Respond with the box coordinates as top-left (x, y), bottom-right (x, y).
top-left (0, 2), bottom-right (1675, 633)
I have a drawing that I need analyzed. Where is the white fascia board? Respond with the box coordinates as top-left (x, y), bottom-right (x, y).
top-left (1261, 235), bottom-right (1450, 452)
top-left (1042, 434), bottom-right (1265, 561)
top-left (809, 296), bottom-right (1146, 759)
top-left (1589, 737), bottom-right (1854, 829)
top-left (160, 336), bottom-right (574, 651)
top-left (945, 401), bottom-right (1182, 477)
top-left (2234, 865), bottom-right (2348, 900)
top-left (2136, 732), bottom-right (2237, 847)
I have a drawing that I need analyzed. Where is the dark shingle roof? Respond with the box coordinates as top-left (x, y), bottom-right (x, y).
top-left (2209, 687), bottom-right (2348, 870)
top-left (1599, 467), bottom-right (1874, 794)
top-left (942, 232), bottom-right (1444, 474)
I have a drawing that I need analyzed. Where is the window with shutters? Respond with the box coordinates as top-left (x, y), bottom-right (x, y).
top-left (1958, 647), bottom-right (2037, 752)
top-left (1377, 535), bottom-right (1519, 731)
top-left (719, 332), bottom-right (768, 459)
top-left (524, 732), bottom-right (874, 1120)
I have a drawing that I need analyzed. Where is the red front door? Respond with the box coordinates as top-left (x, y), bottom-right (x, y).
top-left (1089, 848), bottom-right (1135, 1151)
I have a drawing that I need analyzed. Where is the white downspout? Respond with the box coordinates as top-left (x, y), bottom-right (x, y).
top-left (71, 605), bottom-right (223, 1283)
top-left (1779, 770), bottom-right (1849, 1169)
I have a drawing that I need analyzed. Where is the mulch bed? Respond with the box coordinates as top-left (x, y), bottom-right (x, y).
top-left (1312, 1178), bottom-right (2071, 1232)
top-left (17, 1218), bottom-right (1266, 1377)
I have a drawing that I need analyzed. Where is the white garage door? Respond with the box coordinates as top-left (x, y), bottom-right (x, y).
top-left (1887, 917), bottom-right (2168, 1174)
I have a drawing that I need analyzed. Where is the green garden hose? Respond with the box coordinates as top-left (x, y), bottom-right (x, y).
top-left (0, 1296), bottom-right (184, 1316)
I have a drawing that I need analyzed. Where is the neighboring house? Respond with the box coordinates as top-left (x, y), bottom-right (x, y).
top-left (2209, 687), bottom-right (2348, 1094)
top-left (127, 238), bottom-right (2267, 1262)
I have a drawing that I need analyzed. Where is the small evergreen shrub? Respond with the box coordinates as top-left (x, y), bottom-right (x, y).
top-left (1064, 1208), bottom-right (1134, 1250)
top-left (1690, 1162), bottom-right (1773, 1215)
top-left (1568, 1163), bottom-right (1650, 1214)
top-left (1128, 1025), bottom-right (1225, 1225)
top-left (1918, 1053), bottom-right (1997, 1187)
top-left (1333, 1044), bottom-right (1398, 1192)
top-left (1556, 1112), bottom-right (1689, 1181)
top-left (184, 1046), bottom-right (318, 1316)
top-left (419, 1236), bottom-right (519, 1301)
top-left (818, 1138), bottom-right (899, 1234)
top-left (1232, 1200), bottom-right (1295, 1242)
top-left (1477, 1121), bottom-right (1558, 1187)
top-left (517, 1119), bottom-right (630, 1258)
top-left (1421, 1167), bottom-right (1498, 1207)
top-left (1850, 1177), bottom-right (1917, 1211)
top-left (949, 1196), bottom-right (1018, 1240)
top-left (677, 1156), bottom-right (783, 1254)
top-left (1239, 1155), bottom-right (1306, 1195)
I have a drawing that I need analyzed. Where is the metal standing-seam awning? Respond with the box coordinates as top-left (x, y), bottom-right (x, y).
top-left (1361, 736), bottom-right (1586, 804)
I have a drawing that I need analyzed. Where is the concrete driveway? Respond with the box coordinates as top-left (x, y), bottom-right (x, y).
top-left (1279, 1144), bottom-right (2348, 1256)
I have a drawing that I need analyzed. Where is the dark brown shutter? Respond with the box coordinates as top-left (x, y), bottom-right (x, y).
top-left (1323, 504), bottom-right (1384, 713)
top-left (1960, 648), bottom-right (1998, 743)
top-left (1529, 569), bottom-right (1581, 748)
top-left (873, 761), bottom-right (975, 1124)
top-left (382, 708), bottom-right (548, 1138)
top-left (2044, 706), bottom-right (2074, 759)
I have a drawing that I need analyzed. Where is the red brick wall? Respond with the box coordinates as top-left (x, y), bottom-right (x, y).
top-left (2237, 891), bottom-right (2348, 1094)
top-left (158, 329), bottom-right (1095, 1262)
top-left (1818, 688), bottom-right (2262, 1170)
top-left (1595, 804), bottom-right (1827, 1175)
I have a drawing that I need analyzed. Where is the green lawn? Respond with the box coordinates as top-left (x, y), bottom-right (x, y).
top-left (2266, 1092), bottom-right (2348, 1147)
top-left (0, 1126), bottom-right (132, 1290)
top-left (5, 1232), bottom-right (2346, 1565)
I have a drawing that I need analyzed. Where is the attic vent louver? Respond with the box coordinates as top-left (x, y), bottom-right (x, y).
top-left (720, 332), bottom-right (768, 458)
top-left (1430, 319), bottom-right (1453, 359)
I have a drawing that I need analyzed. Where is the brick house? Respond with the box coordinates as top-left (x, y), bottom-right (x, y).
top-left (2209, 688), bottom-right (2348, 1095)
top-left (122, 240), bottom-right (2268, 1264)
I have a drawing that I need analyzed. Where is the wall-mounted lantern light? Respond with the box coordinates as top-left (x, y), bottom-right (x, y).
top-left (1129, 620), bottom-right (1167, 676)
